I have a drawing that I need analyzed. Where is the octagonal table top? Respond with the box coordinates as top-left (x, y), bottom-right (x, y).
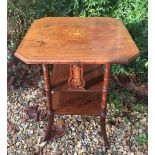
top-left (15, 17), bottom-right (139, 64)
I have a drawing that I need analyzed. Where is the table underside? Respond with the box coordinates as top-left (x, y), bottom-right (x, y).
top-left (50, 64), bottom-right (103, 115)
top-left (42, 63), bottom-right (110, 150)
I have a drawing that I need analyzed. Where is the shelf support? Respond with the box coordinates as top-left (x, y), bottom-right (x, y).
top-left (100, 63), bottom-right (111, 150)
top-left (42, 64), bottom-right (54, 141)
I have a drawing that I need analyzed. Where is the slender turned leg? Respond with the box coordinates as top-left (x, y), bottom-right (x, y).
top-left (100, 63), bottom-right (111, 150)
top-left (42, 64), bottom-right (54, 141)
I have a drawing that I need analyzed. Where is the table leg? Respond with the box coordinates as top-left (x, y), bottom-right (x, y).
top-left (100, 63), bottom-right (111, 150)
top-left (42, 64), bottom-right (54, 141)
top-left (42, 64), bottom-right (65, 141)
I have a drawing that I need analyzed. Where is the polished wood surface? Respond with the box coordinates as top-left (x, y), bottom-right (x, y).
top-left (50, 64), bottom-right (104, 115)
top-left (52, 91), bottom-right (102, 115)
top-left (100, 63), bottom-right (111, 150)
top-left (42, 64), bottom-right (56, 141)
top-left (14, 17), bottom-right (140, 150)
top-left (68, 64), bottom-right (85, 88)
top-left (15, 17), bottom-right (139, 64)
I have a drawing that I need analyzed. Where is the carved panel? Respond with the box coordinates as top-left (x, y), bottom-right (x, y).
top-left (68, 64), bottom-right (85, 88)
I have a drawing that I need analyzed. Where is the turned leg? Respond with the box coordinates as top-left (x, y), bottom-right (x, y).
top-left (42, 64), bottom-right (54, 141)
top-left (100, 63), bottom-right (111, 150)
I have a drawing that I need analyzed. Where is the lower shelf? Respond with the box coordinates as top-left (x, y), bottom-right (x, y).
top-left (52, 91), bottom-right (102, 115)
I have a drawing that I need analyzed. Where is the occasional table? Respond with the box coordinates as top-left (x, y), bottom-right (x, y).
top-left (15, 17), bottom-right (139, 150)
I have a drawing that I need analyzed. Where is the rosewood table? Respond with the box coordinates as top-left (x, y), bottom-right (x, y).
top-left (15, 17), bottom-right (139, 150)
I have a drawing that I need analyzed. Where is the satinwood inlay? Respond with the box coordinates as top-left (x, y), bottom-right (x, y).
top-left (15, 17), bottom-right (139, 64)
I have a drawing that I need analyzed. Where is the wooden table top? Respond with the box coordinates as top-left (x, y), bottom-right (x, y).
top-left (15, 17), bottom-right (139, 64)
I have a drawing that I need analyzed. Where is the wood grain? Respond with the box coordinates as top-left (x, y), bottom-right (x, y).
top-left (14, 17), bottom-right (140, 149)
top-left (15, 17), bottom-right (139, 64)
top-left (52, 91), bottom-right (102, 115)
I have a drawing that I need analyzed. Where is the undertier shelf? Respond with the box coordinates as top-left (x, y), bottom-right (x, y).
top-left (52, 91), bottom-right (102, 115)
